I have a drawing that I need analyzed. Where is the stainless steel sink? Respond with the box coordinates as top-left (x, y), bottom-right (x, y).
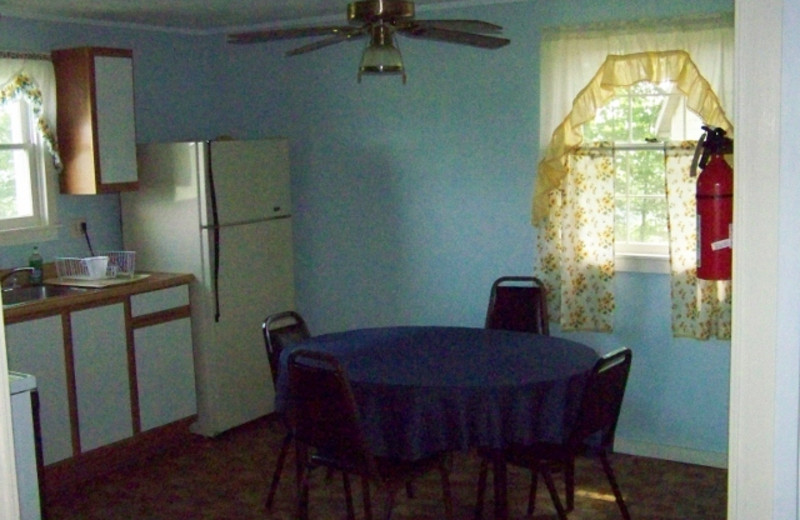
top-left (2, 285), bottom-right (93, 308)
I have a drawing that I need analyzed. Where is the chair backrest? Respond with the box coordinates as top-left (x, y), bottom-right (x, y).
top-left (262, 311), bottom-right (311, 383)
top-left (567, 347), bottom-right (632, 452)
top-left (286, 349), bottom-right (380, 479)
top-left (485, 276), bottom-right (550, 335)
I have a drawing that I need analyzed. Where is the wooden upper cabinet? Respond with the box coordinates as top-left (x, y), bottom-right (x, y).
top-left (52, 47), bottom-right (139, 194)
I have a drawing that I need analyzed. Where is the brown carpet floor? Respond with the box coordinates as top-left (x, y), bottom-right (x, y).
top-left (44, 417), bottom-right (727, 519)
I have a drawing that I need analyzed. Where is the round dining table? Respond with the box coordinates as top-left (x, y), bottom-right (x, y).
top-left (276, 325), bottom-right (599, 519)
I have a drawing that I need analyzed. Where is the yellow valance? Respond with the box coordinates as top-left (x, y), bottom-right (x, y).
top-left (532, 50), bottom-right (733, 225)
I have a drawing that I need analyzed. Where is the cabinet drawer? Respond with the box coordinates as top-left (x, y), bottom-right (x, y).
top-left (130, 285), bottom-right (189, 317)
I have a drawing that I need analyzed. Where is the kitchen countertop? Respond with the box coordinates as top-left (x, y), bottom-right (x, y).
top-left (3, 272), bottom-right (194, 324)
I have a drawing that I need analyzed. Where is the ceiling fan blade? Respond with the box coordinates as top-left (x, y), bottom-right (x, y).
top-left (287, 32), bottom-right (367, 56)
top-left (410, 19), bottom-right (504, 34)
top-left (402, 26), bottom-right (510, 49)
top-left (227, 25), bottom-right (354, 44)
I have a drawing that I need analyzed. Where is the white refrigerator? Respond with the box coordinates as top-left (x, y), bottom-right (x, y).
top-left (121, 138), bottom-right (296, 437)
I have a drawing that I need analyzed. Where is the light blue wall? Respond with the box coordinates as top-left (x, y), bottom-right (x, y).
top-left (0, 0), bottom-right (733, 462)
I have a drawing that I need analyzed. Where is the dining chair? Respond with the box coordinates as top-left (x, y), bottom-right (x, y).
top-left (475, 347), bottom-right (633, 520)
top-left (262, 310), bottom-right (311, 510)
top-left (287, 349), bottom-right (455, 520)
top-left (484, 276), bottom-right (550, 335)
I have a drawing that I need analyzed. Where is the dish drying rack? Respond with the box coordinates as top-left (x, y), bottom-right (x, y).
top-left (55, 251), bottom-right (136, 280)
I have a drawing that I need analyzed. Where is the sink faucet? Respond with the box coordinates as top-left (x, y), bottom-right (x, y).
top-left (1, 267), bottom-right (34, 290)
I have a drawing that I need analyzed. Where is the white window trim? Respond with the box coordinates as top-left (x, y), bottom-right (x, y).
top-left (616, 253), bottom-right (670, 274)
top-left (0, 130), bottom-right (59, 246)
top-left (0, 55), bottom-right (61, 246)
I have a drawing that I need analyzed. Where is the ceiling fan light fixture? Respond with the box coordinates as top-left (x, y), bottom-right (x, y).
top-left (358, 24), bottom-right (406, 84)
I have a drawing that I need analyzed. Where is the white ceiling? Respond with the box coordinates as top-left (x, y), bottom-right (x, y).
top-left (0, 0), bottom-right (491, 33)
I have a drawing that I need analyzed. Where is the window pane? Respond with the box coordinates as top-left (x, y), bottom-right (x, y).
top-left (0, 105), bottom-right (14, 143)
top-left (629, 89), bottom-right (666, 142)
top-left (0, 101), bottom-right (27, 144)
top-left (614, 150), bottom-right (667, 245)
top-left (583, 96), bottom-right (630, 142)
top-left (0, 149), bottom-right (33, 219)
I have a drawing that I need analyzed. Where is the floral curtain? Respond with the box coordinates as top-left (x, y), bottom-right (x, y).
top-left (0, 55), bottom-right (61, 169)
top-left (533, 47), bottom-right (733, 339)
top-left (665, 144), bottom-right (732, 339)
top-left (535, 139), bottom-right (733, 339)
top-left (536, 144), bottom-right (615, 332)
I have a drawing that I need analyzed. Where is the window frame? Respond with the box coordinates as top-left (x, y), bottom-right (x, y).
top-left (0, 91), bottom-right (58, 246)
top-left (581, 82), bottom-right (704, 274)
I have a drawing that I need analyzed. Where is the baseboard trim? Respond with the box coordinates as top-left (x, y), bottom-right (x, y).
top-left (614, 437), bottom-right (728, 469)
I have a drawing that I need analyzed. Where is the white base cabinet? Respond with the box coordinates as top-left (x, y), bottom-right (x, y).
top-left (131, 286), bottom-right (196, 431)
top-left (5, 316), bottom-right (71, 465)
top-left (3, 277), bottom-right (196, 493)
top-left (71, 304), bottom-right (132, 452)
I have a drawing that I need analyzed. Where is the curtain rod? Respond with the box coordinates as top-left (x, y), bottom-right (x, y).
top-left (579, 142), bottom-right (696, 152)
top-left (0, 51), bottom-right (51, 61)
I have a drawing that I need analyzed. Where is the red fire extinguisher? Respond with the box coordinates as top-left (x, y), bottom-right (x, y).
top-left (694, 126), bottom-right (733, 280)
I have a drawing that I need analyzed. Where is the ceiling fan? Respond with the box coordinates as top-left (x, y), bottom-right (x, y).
top-left (227, 0), bottom-right (510, 83)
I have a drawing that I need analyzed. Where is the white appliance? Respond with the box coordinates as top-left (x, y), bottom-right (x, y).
top-left (121, 139), bottom-right (296, 436)
top-left (10, 371), bottom-right (41, 520)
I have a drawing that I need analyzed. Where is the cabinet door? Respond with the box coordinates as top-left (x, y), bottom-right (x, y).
top-left (53, 47), bottom-right (138, 194)
top-left (5, 316), bottom-right (72, 465)
top-left (131, 286), bottom-right (196, 431)
top-left (71, 304), bottom-right (132, 452)
top-left (134, 319), bottom-right (196, 430)
top-left (94, 55), bottom-right (138, 186)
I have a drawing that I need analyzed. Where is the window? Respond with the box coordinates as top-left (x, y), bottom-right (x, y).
top-left (581, 81), bottom-right (704, 270)
top-left (0, 100), bottom-right (45, 226)
top-left (0, 59), bottom-right (60, 246)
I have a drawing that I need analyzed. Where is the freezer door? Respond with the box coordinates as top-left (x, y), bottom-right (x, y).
top-left (208, 139), bottom-right (291, 226)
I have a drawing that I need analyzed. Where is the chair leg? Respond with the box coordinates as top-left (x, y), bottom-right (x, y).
top-left (266, 431), bottom-right (292, 510)
top-left (381, 487), bottom-right (397, 520)
top-left (294, 444), bottom-right (310, 520)
top-left (599, 453), bottom-right (631, 520)
top-left (526, 467), bottom-right (539, 516)
top-left (362, 476), bottom-right (373, 520)
top-left (540, 465), bottom-right (568, 520)
top-left (342, 473), bottom-right (356, 520)
top-left (565, 458), bottom-right (575, 511)
top-left (474, 457), bottom-right (489, 520)
top-left (439, 461), bottom-right (454, 520)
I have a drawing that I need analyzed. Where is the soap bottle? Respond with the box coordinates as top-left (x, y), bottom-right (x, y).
top-left (28, 246), bottom-right (43, 285)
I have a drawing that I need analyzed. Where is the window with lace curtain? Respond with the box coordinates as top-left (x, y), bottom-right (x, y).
top-left (532, 15), bottom-right (733, 340)
top-left (0, 55), bottom-right (61, 246)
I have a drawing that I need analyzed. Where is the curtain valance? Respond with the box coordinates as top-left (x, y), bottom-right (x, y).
top-left (533, 50), bottom-right (732, 224)
top-left (0, 54), bottom-right (61, 169)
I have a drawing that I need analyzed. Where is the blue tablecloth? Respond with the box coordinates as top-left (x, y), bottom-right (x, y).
top-left (277, 326), bottom-right (598, 461)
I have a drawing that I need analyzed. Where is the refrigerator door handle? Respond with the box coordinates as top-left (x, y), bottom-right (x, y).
top-left (206, 141), bottom-right (221, 322)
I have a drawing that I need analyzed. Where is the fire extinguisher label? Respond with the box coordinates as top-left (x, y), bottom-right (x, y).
top-left (696, 214), bottom-right (702, 268)
top-left (711, 237), bottom-right (732, 251)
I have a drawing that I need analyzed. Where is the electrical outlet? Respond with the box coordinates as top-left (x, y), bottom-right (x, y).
top-left (70, 219), bottom-right (86, 238)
